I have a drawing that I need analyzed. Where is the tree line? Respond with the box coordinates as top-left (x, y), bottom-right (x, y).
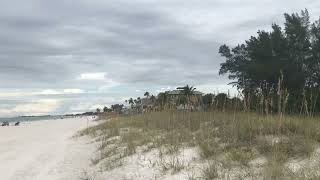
top-left (97, 10), bottom-right (319, 116)
top-left (219, 9), bottom-right (320, 115)
top-left (97, 85), bottom-right (242, 114)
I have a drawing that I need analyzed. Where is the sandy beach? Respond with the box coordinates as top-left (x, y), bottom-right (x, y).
top-left (0, 117), bottom-right (95, 180)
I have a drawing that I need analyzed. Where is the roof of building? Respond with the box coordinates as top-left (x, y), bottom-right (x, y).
top-left (141, 98), bottom-right (154, 106)
top-left (165, 90), bottom-right (203, 95)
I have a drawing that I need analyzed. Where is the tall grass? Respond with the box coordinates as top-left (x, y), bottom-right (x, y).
top-left (81, 109), bottom-right (320, 179)
top-left (80, 76), bottom-right (320, 179)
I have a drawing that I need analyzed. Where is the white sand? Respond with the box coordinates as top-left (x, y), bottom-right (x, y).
top-left (91, 147), bottom-right (201, 180)
top-left (0, 117), bottom-right (96, 180)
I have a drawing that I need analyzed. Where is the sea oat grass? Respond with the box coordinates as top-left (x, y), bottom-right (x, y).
top-left (81, 110), bottom-right (320, 178)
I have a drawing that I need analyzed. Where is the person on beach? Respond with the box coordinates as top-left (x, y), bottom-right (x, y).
top-left (1, 121), bottom-right (9, 126)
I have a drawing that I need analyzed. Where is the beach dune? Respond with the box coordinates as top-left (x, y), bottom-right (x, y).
top-left (0, 117), bottom-right (95, 180)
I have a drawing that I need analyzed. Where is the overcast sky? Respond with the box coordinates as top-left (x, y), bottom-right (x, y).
top-left (0, 0), bottom-right (319, 117)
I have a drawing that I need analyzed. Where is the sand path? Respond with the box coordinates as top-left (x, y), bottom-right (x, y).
top-left (0, 117), bottom-right (95, 180)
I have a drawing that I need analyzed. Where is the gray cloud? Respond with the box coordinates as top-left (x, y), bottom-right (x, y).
top-left (0, 0), bottom-right (319, 116)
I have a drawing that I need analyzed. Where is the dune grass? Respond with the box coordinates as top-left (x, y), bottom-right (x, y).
top-left (81, 110), bottom-right (320, 179)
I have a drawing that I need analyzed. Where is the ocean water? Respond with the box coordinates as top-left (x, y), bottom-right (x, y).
top-left (0, 115), bottom-right (67, 123)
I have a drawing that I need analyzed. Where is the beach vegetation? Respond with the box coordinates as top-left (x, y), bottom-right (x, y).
top-left (79, 9), bottom-right (320, 180)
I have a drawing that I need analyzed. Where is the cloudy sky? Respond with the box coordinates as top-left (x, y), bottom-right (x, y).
top-left (0, 0), bottom-right (319, 117)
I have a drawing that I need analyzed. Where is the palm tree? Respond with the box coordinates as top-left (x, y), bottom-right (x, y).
top-left (150, 95), bottom-right (156, 103)
top-left (134, 98), bottom-right (141, 106)
top-left (177, 85), bottom-right (197, 108)
top-left (133, 97), bottom-right (142, 111)
top-left (178, 96), bottom-right (188, 108)
top-left (144, 92), bottom-right (150, 99)
top-left (157, 92), bottom-right (168, 110)
top-left (103, 106), bottom-right (109, 112)
top-left (128, 98), bottom-right (134, 108)
top-left (177, 85), bottom-right (196, 95)
top-left (137, 97), bottom-right (141, 104)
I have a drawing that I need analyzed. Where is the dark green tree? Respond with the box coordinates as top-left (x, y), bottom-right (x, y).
top-left (157, 92), bottom-right (168, 110)
top-left (219, 9), bottom-right (320, 114)
top-left (144, 92), bottom-right (150, 98)
top-left (103, 106), bottom-right (111, 112)
top-left (202, 93), bottom-right (215, 109)
top-left (111, 104), bottom-right (124, 112)
top-left (128, 98), bottom-right (134, 108)
top-left (177, 85), bottom-right (197, 107)
top-left (150, 95), bottom-right (156, 103)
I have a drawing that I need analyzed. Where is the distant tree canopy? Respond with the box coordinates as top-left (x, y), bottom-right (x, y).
top-left (111, 104), bottom-right (124, 112)
top-left (103, 106), bottom-right (112, 112)
top-left (202, 93), bottom-right (215, 107)
top-left (219, 9), bottom-right (320, 114)
top-left (144, 91), bottom-right (150, 98)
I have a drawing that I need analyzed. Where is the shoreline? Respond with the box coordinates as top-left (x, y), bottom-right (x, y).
top-left (0, 115), bottom-right (93, 124)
